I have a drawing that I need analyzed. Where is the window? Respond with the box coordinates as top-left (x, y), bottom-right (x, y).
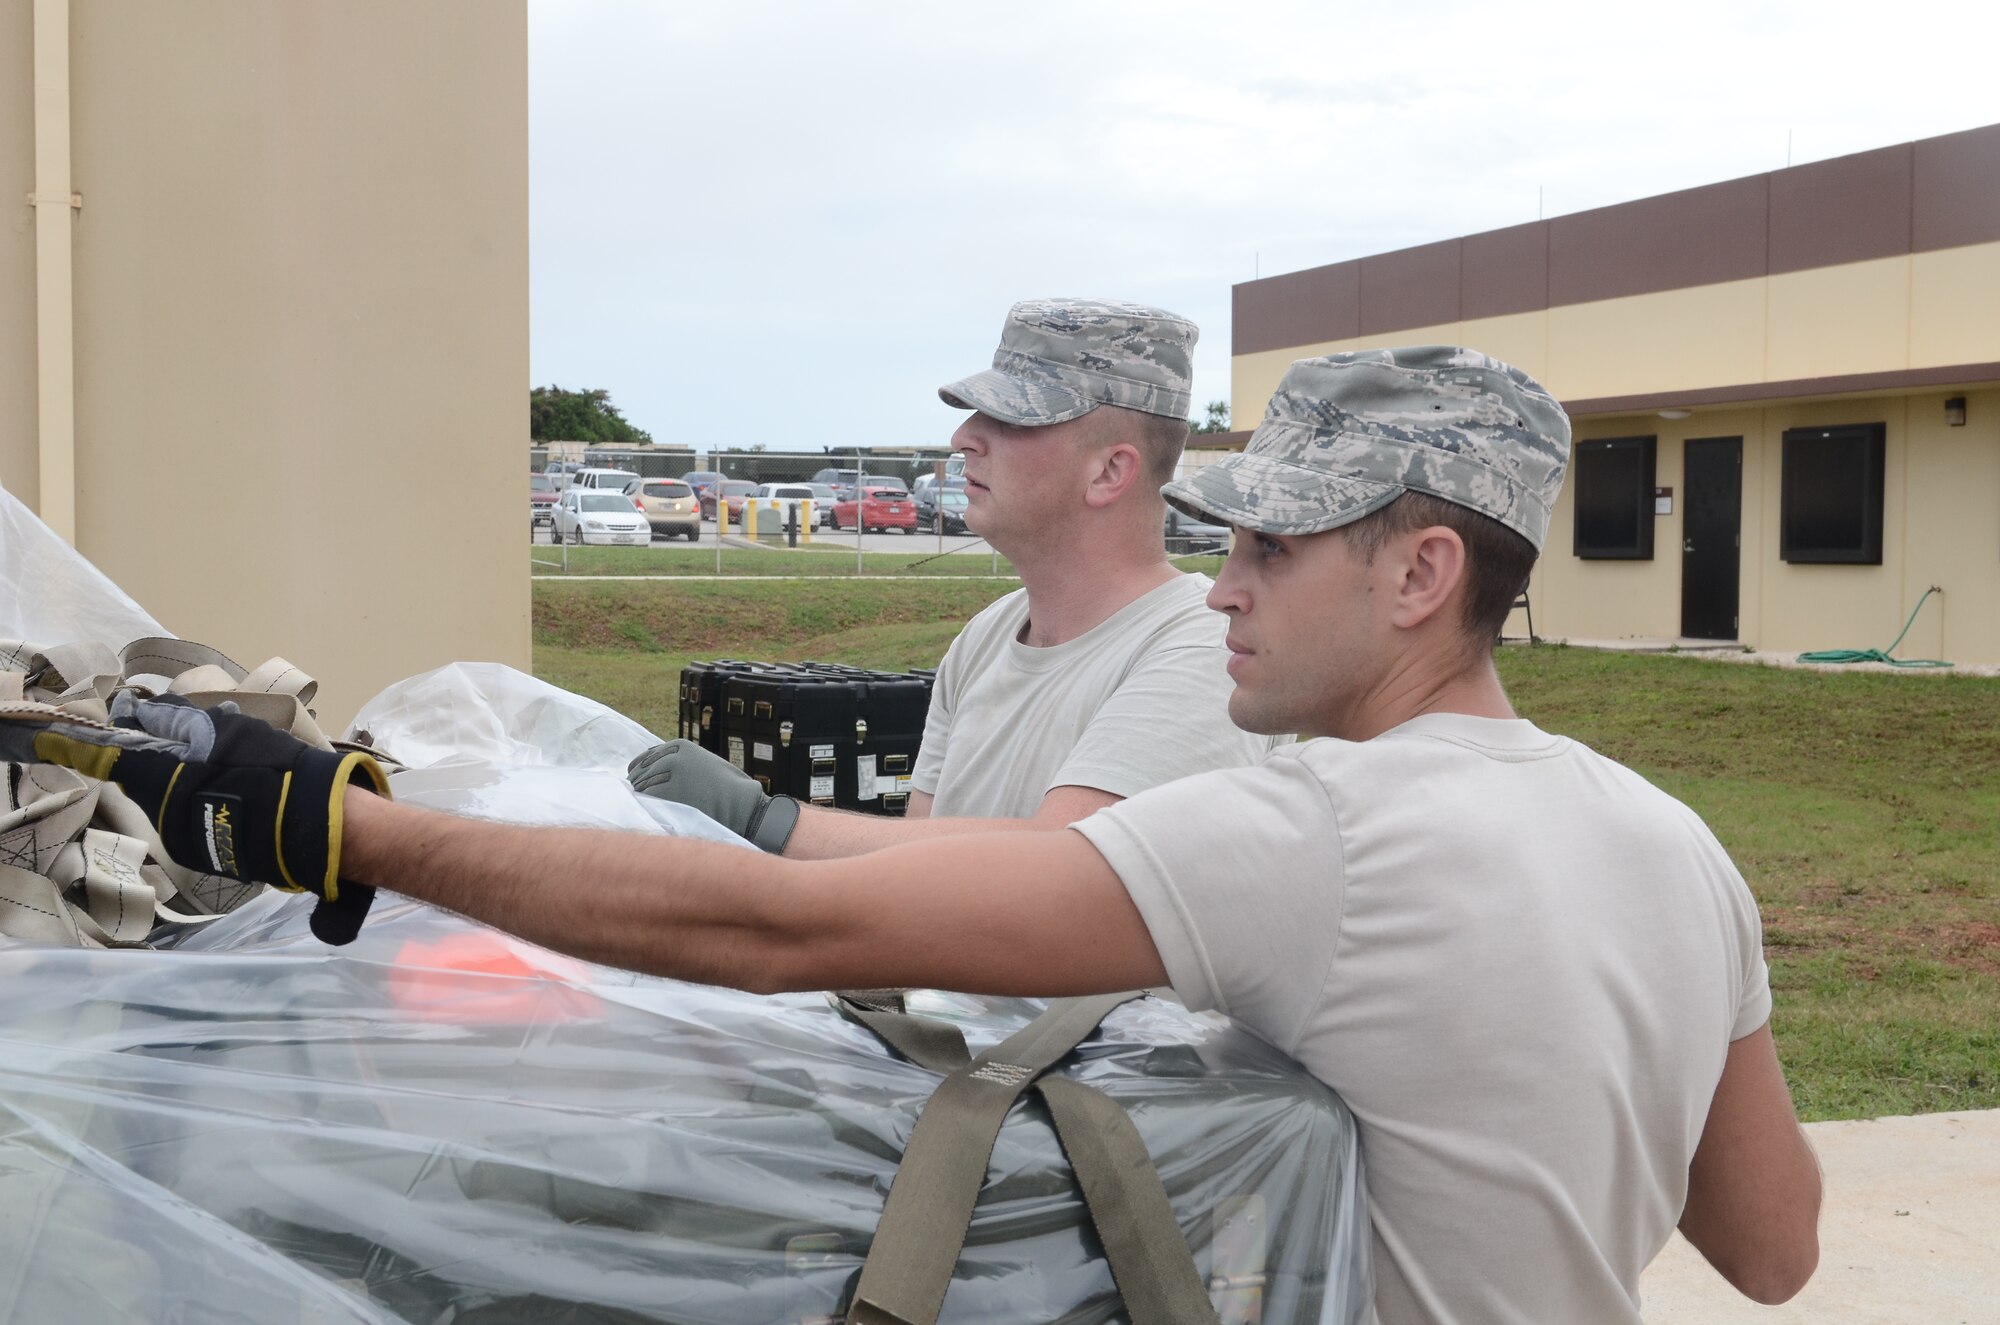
top-left (1781, 424), bottom-right (1884, 564)
top-left (1571, 435), bottom-right (1656, 559)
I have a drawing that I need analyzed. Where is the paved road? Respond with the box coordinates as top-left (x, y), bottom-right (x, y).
top-left (1640, 1108), bottom-right (1999, 1323)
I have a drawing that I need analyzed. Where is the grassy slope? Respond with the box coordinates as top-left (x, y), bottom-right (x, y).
top-left (1496, 648), bottom-right (1998, 1121)
top-left (536, 580), bottom-right (1999, 1121)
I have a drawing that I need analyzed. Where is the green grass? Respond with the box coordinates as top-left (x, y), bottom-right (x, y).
top-left (1494, 646), bottom-right (1999, 1120)
top-left (529, 540), bottom-right (1226, 580)
top-left (535, 584), bottom-right (2000, 1121)
top-left (531, 540), bottom-right (1019, 577)
top-left (533, 578), bottom-right (1017, 735)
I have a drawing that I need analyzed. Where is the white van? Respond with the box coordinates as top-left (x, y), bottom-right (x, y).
top-left (571, 467), bottom-right (643, 492)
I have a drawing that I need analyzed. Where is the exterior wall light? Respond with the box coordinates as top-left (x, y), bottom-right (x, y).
top-left (1944, 396), bottom-right (1967, 427)
top-left (1657, 408), bottom-right (1692, 420)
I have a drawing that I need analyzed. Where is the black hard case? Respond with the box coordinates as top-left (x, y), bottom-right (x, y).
top-left (703, 663), bottom-right (933, 816)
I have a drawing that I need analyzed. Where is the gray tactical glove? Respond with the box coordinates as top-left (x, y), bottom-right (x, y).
top-left (627, 739), bottom-right (800, 854)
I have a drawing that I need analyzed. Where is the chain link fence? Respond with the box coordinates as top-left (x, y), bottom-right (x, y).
top-left (528, 447), bottom-right (1233, 578)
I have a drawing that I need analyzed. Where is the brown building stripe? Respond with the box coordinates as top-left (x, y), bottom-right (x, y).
top-left (1233, 262), bottom-right (1359, 357)
top-left (1358, 237), bottom-right (1461, 337)
top-left (1914, 124), bottom-right (2000, 252)
top-left (1769, 143), bottom-right (1911, 275)
top-left (1234, 122), bottom-right (2000, 357)
top-left (1563, 360), bottom-right (2000, 418)
top-left (1461, 221), bottom-right (1548, 322)
top-left (1214, 366), bottom-right (2000, 434)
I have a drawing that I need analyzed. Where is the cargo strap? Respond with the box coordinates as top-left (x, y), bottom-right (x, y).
top-left (838, 992), bottom-right (1221, 1325)
top-left (0, 636), bottom-right (397, 947)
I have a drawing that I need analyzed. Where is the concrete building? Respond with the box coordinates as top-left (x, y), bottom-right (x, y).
top-left (1231, 124), bottom-right (2000, 664)
top-left (2, 1), bottom-right (528, 729)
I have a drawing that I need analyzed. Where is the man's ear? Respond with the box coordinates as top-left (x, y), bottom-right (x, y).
top-left (1081, 442), bottom-right (1144, 509)
top-left (1388, 526), bottom-right (1467, 630)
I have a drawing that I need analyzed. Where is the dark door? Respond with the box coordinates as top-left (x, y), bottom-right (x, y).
top-left (1681, 437), bottom-right (1742, 640)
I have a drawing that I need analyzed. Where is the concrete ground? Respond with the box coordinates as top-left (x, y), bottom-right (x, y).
top-left (1640, 1109), bottom-right (2000, 1323)
top-left (1512, 635), bottom-right (2000, 678)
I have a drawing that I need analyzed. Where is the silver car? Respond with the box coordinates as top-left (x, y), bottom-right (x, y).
top-left (555, 488), bottom-right (651, 546)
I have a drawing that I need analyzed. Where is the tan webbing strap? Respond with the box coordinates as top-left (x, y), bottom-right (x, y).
top-left (838, 993), bottom-right (1219, 1325)
top-left (1035, 1075), bottom-right (1221, 1322)
top-left (1, 637), bottom-right (349, 946)
top-left (837, 999), bottom-right (971, 1075)
top-left (844, 992), bottom-right (1135, 1325)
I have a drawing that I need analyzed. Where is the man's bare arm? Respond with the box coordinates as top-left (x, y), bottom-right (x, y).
top-left (781, 784), bottom-right (1121, 859)
top-left (1678, 1023), bottom-right (1822, 1304)
top-left (340, 790), bottom-right (1166, 997)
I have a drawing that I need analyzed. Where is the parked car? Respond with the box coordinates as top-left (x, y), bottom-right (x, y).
top-left (914, 481), bottom-right (969, 534)
top-left (625, 477), bottom-right (701, 540)
top-left (807, 483), bottom-right (840, 528)
top-left (529, 473), bottom-right (560, 530)
top-left (831, 484), bottom-right (916, 533)
top-left (810, 467), bottom-right (901, 501)
top-left (701, 480), bottom-right (760, 522)
top-left (570, 466), bottom-right (642, 492)
top-left (740, 483), bottom-right (819, 533)
top-left (679, 470), bottom-right (729, 500)
top-left (1164, 507), bottom-right (1231, 555)
top-left (542, 460), bottom-right (585, 487)
top-left (555, 488), bottom-right (652, 545)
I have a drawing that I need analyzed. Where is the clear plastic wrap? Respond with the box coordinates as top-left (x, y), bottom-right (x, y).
top-left (345, 661), bottom-right (664, 774)
top-left (2, 895), bottom-right (1370, 1323)
top-left (2, 493), bottom-right (1371, 1322)
top-left (0, 482), bottom-right (167, 648)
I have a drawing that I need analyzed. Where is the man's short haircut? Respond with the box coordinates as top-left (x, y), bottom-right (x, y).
top-left (1336, 491), bottom-right (1537, 643)
top-left (1078, 405), bottom-right (1190, 489)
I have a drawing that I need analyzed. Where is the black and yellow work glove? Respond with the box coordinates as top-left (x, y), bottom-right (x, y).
top-left (627, 739), bottom-right (800, 854)
top-left (16, 693), bottom-right (392, 945)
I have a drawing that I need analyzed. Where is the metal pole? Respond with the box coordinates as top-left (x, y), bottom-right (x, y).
top-left (855, 445), bottom-right (865, 576)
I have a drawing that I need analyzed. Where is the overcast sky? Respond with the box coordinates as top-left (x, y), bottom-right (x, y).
top-left (529, 1), bottom-right (2000, 452)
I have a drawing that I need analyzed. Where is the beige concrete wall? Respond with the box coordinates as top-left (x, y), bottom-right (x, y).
top-left (3, 1), bottom-right (528, 730)
top-left (1231, 240), bottom-right (2000, 415)
top-left (0, 2), bottom-right (34, 502)
top-left (1513, 388), bottom-right (2000, 663)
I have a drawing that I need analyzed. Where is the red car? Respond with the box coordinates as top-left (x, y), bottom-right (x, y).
top-left (700, 480), bottom-right (759, 522)
top-left (529, 473), bottom-right (560, 529)
top-left (830, 484), bottom-right (916, 533)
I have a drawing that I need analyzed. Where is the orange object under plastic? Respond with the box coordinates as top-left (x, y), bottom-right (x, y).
top-left (385, 930), bottom-right (604, 1023)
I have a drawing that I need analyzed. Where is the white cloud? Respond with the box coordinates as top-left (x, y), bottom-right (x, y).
top-left (530, 0), bottom-right (2000, 448)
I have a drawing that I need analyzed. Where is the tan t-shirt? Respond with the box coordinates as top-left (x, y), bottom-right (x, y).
top-left (1074, 713), bottom-right (1771, 1325)
top-left (911, 575), bottom-right (1276, 818)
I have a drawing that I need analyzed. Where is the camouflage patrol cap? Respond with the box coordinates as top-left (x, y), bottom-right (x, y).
top-left (1162, 346), bottom-right (1571, 549)
top-left (939, 298), bottom-right (1197, 426)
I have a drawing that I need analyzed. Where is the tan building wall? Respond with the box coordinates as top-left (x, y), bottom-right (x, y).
top-left (1, 3), bottom-right (35, 504)
top-left (1524, 388), bottom-right (2000, 661)
top-left (1, 1), bottom-right (529, 730)
top-left (1230, 241), bottom-right (2000, 421)
top-left (1229, 125), bottom-right (2000, 663)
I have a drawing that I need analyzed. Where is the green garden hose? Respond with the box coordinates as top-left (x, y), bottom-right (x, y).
top-left (1798, 587), bottom-right (1952, 668)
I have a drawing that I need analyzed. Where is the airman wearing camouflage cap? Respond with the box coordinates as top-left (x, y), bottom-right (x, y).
top-left (939, 297), bottom-right (1197, 427)
top-left (625, 293), bottom-right (1272, 865)
top-left (1164, 345), bottom-right (1571, 549)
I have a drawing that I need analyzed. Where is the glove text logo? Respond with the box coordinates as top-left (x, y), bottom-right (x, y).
top-left (199, 793), bottom-right (243, 879)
